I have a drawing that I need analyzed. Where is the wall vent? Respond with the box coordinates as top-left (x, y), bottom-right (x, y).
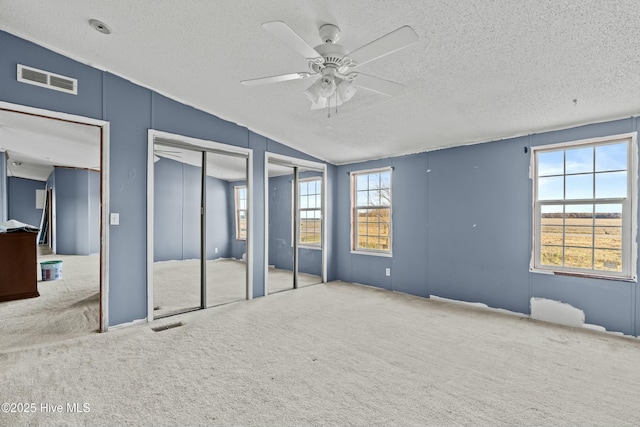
top-left (17, 64), bottom-right (77, 95)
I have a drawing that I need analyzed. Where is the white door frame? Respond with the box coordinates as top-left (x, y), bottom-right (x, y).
top-left (264, 152), bottom-right (328, 296)
top-left (0, 101), bottom-right (111, 332)
top-left (146, 129), bottom-right (254, 322)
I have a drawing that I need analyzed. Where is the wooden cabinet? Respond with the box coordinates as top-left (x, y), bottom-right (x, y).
top-left (0, 232), bottom-right (39, 302)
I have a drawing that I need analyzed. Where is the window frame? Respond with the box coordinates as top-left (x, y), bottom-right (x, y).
top-left (296, 176), bottom-right (323, 249)
top-left (530, 132), bottom-right (638, 281)
top-left (234, 185), bottom-right (247, 241)
top-left (350, 167), bottom-right (393, 257)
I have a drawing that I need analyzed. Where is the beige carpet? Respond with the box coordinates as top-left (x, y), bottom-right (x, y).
top-left (0, 255), bottom-right (322, 352)
top-left (1, 280), bottom-right (639, 426)
top-left (267, 267), bottom-right (322, 294)
top-left (0, 254), bottom-right (100, 352)
top-left (153, 259), bottom-right (321, 317)
top-left (153, 259), bottom-right (247, 317)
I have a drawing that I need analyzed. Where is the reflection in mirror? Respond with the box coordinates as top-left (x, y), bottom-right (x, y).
top-left (297, 169), bottom-right (323, 287)
top-left (266, 160), bottom-right (324, 294)
top-left (205, 151), bottom-right (247, 306)
top-left (153, 143), bottom-right (202, 317)
top-left (267, 163), bottom-right (295, 293)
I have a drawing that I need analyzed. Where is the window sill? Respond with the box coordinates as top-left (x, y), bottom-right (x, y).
top-left (530, 268), bottom-right (637, 283)
top-left (298, 245), bottom-right (321, 251)
top-left (351, 250), bottom-right (393, 258)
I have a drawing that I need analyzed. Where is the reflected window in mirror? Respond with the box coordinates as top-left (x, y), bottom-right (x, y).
top-left (298, 177), bottom-right (322, 247)
top-left (234, 185), bottom-right (247, 240)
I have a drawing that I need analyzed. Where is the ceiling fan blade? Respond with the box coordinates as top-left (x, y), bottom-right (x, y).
top-left (346, 26), bottom-right (418, 68)
top-left (262, 21), bottom-right (323, 60)
top-left (351, 73), bottom-right (404, 97)
top-left (241, 72), bottom-right (313, 86)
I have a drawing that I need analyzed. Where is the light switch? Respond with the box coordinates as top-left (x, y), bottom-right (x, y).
top-left (110, 213), bottom-right (120, 225)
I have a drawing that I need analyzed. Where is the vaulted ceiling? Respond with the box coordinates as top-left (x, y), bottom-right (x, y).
top-left (2, 0), bottom-right (640, 166)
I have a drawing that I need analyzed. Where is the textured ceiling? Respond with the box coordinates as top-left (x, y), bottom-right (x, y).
top-left (0, 109), bottom-right (100, 181)
top-left (2, 1), bottom-right (640, 165)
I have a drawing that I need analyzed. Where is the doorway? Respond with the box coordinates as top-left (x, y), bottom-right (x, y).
top-left (0, 101), bottom-right (109, 349)
top-left (265, 153), bottom-right (327, 295)
top-left (147, 130), bottom-right (253, 321)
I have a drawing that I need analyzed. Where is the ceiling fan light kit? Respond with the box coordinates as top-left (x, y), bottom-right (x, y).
top-left (241, 20), bottom-right (418, 113)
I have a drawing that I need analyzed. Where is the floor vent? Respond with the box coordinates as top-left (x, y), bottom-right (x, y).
top-left (151, 322), bottom-right (184, 332)
top-left (17, 64), bottom-right (77, 95)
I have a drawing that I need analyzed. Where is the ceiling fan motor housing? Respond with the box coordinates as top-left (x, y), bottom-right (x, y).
top-left (319, 24), bottom-right (340, 44)
top-left (310, 43), bottom-right (350, 74)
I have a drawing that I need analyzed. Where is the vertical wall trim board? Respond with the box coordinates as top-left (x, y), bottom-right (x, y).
top-left (101, 72), bottom-right (107, 120)
top-left (263, 154), bottom-right (270, 296)
top-left (146, 132), bottom-right (155, 322)
top-left (151, 92), bottom-right (155, 129)
top-left (322, 163), bottom-right (328, 283)
top-left (631, 116), bottom-right (640, 337)
top-left (293, 167), bottom-right (299, 289)
top-left (247, 152), bottom-right (254, 299)
top-left (424, 153), bottom-right (430, 297)
top-left (101, 123), bottom-right (110, 332)
top-left (200, 152), bottom-right (207, 308)
top-left (87, 171), bottom-right (91, 253)
top-left (181, 163), bottom-right (185, 259)
top-left (528, 134), bottom-right (533, 309)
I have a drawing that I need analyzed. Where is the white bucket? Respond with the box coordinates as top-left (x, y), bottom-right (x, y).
top-left (41, 260), bottom-right (63, 281)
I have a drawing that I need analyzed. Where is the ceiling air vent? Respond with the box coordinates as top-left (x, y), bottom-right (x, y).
top-left (17, 64), bottom-right (77, 95)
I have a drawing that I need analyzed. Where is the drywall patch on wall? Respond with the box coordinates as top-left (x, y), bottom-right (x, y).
top-left (530, 297), bottom-right (585, 327)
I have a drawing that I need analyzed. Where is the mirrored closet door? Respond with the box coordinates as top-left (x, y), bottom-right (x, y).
top-left (149, 134), bottom-right (250, 320)
top-left (266, 154), bottom-right (326, 295)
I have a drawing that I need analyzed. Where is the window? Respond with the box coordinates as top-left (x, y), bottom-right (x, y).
top-left (234, 185), bottom-right (247, 240)
top-left (298, 177), bottom-right (322, 247)
top-left (351, 168), bottom-right (392, 254)
top-left (532, 133), bottom-right (637, 280)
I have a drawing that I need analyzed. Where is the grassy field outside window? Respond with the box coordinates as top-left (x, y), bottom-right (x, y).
top-left (351, 168), bottom-right (392, 254)
top-left (532, 133), bottom-right (636, 279)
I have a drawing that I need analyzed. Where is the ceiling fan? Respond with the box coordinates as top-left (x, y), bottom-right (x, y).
top-left (241, 21), bottom-right (418, 111)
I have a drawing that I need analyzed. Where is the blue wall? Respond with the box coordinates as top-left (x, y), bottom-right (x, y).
top-left (154, 156), bottom-right (232, 262)
top-left (337, 118), bottom-right (640, 336)
top-left (268, 174), bottom-right (293, 270)
top-left (0, 30), bottom-right (327, 325)
top-left (53, 167), bottom-right (99, 255)
top-left (206, 176), bottom-right (232, 260)
top-left (7, 177), bottom-right (45, 228)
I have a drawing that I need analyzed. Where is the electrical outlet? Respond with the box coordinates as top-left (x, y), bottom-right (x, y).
top-left (215, 248), bottom-right (219, 254)
top-left (385, 268), bottom-right (391, 277)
